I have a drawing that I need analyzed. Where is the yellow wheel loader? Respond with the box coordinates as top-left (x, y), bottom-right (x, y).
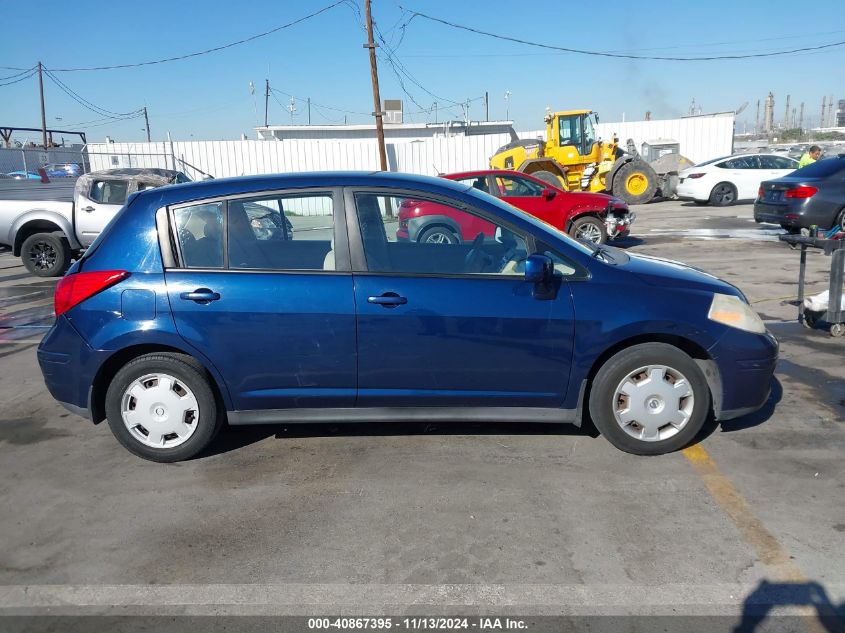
top-left (490, 109), bottom-right (690, 205)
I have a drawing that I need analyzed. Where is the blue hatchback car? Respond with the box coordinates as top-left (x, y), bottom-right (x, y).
top-left (38, 172), bottom-right (778, 462)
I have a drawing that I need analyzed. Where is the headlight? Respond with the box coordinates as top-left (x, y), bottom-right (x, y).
top-left (708, 293), bottom-right (766, 334)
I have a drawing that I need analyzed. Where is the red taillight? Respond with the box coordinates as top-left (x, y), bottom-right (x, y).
top-left (758, 186), bottom-right (764, 199)
top-left (784, 186), bottom-right (818, 199)
top-left (54, 270), bottom-right (130, 316)
top-left (687, 173), bottom-right (706, 179)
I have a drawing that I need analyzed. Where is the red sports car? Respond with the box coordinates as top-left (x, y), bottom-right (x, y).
top-left (396, 170), bottom-right (633, 245)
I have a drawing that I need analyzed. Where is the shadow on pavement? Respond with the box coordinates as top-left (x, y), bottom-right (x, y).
top-left (735, 579), bottom-right (845, 632)
top-left (198, 419), bottom-right (594, 460)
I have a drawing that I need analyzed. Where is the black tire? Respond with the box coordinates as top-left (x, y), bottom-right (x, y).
top-left (708, 182), bottom-right (737, 207)
top-left (569, 215), bottom-right (607, 244)
top-left (21, 232), bottom-right (71, 277)
top-left (588, 343), bottom-right (711, 456)
top-left (418, 225), bottom-right (460, 245)
top-left (532, 170), bottom-right (565, 189)
top-left (612, 161), bottom-right (658, 205)
top-left (836, 208), bottom-right (845, 231)
top-left (105, 353), bottom-right (223, 462)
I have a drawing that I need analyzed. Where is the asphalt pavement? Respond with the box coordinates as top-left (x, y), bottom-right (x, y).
top-left (0, 201), bottom-right (842, 627)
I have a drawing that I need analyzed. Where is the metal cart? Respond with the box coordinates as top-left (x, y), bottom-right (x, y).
top-left (778, 234), bottom-right (845, 337)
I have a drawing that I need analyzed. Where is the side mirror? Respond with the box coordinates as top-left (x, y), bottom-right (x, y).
top-left (524, 253), bottom-right (553, 284)
top-left (541, 187), bottom-right (556, 200)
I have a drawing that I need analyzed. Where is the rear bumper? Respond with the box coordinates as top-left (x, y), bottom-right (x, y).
top-left (754, 201), bottom-right (832, 229)
top-left (37, 316), bottom-right (97, 420)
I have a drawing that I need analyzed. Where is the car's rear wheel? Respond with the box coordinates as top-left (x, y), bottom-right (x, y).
top-left (569, 215), bottom-right (607, 244)
top-left (418, 225), bottom-right (460, 245)
top-left (21, 232), bottom-right (71, 277)
top-left (588, 343), bottom-right (710, 455)
top-left (105, 353), bottom-right (222, 462)
top-left (836, 208), bottom-right (845, 231)
top-left (709, 182), bottom-right (737, 206)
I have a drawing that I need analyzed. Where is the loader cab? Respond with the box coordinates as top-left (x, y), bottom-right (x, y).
top-left (549, 111), bottom-right (601, 163)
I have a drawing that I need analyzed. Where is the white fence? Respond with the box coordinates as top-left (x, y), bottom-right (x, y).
top-left (86, 134), bottom-right (515, 181)
top-left (519, 113), bottom-right (735, 164)
top-left (84, 114), bottom-right (734, 183)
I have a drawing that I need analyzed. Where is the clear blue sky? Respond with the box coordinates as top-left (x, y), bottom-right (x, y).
top-left (2, 0), bottom-right (844, 144)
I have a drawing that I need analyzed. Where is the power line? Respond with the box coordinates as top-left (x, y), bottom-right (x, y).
top-left (48, 1), bottom-right (346, 72)
top-left (270, 87), bottom-right (369, 117)
top-left (0, 66), bottom-right (37, 82)
top-left (0, 68), bottom-right (37, 88)
top-left (43, 68), bottom-right (143, 119)
top-left (397, 6), bottom-right (845, 61)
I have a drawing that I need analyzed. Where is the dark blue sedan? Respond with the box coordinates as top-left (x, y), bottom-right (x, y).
top-left (37, 171), bottom-right (778, 461)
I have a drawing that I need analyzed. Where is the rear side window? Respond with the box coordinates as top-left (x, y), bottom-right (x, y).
top-left (792, 158), bottom-right (845, 178)
top-left (90, 179), bottom-right (129, 205)
top-left (228, 194), bottom-right (334, 271)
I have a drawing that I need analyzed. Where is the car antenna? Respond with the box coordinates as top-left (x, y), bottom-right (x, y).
top-left (433, 163), bottom-right (443, 177)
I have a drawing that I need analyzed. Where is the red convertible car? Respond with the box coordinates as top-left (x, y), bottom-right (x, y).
top-left (396, 169), bottom-right (634, 245)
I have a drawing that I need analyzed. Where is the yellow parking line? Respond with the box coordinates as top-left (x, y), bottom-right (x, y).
top-left (682, 444), bottom-right (806, 583)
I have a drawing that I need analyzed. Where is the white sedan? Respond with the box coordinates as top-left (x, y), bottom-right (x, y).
top-left (676, 153), bottom-right (799, 206)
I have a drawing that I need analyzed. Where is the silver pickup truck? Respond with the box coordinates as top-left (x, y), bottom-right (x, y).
top-left (0, 168), bottom-right (190, 276)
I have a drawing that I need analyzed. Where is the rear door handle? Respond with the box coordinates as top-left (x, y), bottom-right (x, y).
top-left (82, 206), bottom-right (95, 212)
top-left (180, 288), bottom-right (221, 303)
top-left (367, 292), bottom-right (407, 307)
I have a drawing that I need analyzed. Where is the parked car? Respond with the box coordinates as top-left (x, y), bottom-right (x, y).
top-left (44, 162), bottom-right (83, 178)
top-left (0, 168), bottom-right (191, 277)
top-left (397, 170), bottom-right (632, 245)
top-left (38, 171), bottom-right (777, 462)
top-left (754, 156), bottom-right (845, 232)
top-left (677, 153), bottom-right (799, 206)
top-left (6, 170), bottom-right (42, 180)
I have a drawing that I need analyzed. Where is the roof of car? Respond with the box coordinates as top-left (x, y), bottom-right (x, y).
top-left (131, 171), bottom-right (474, 209)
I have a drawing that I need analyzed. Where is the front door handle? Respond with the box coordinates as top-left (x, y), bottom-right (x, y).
top-left (180, 288), bottom-right (221, 303)
top-left (82, 206), bottom-right (95, 212)
top-left (367, 292), bottom-right (407, 307)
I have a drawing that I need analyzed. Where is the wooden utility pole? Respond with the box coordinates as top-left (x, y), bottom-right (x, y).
top-left (37, 62), bottom-right (47, 148)
top-left (143, 107), bottom-right (151, 142)
top-left (485, 91), bottom-right (489, 121)
top-left (364, 0), bottom-right (387, 171)
top-left (264, 79), bottom-right (270, 127)
top-left (307, 97), bottom-right (311, 125)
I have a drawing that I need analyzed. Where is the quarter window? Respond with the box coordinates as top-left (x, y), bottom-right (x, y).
top-left (356, 192), bottom-right (528, 276)
top-left (174, 202), bottom-right (225, 268)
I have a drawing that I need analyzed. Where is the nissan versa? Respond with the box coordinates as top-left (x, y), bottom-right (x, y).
top-left (37, 172), bottom-right (778, 462)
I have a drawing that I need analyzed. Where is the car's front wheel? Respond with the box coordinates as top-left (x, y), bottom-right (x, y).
top-left (105, 353), bottom-right (223, 462)
top-left (569, 215), bottom-right (607, 244)
top-left (588, 343), bottom-right (710, 455)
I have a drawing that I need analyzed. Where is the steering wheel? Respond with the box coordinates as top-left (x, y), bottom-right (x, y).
top-left (464, 232), bottom-right (493, 273)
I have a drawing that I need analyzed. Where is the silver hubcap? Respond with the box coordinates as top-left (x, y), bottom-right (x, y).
top-left (576, 223), bottom-right (602, 243)
top-left (121, 373), bottom-right (199, 448)
top-left (613, 365), bottom-right (694, 442)
top-left (424, 232), bottom-right (451, 244)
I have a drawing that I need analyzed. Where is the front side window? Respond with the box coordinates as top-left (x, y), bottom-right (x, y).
top-left (358, 192), bottom-right (528, 276)
top-left (495, 175), bottom-right (545, 197)
top-left (721, 156), bottom-right (759, 169)
top-left (174, 202), bottom-right (225, 268)
top-left (558, 115), bottom-right (582, 148)
top-left (90, 179), bottom-right (129, 205)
